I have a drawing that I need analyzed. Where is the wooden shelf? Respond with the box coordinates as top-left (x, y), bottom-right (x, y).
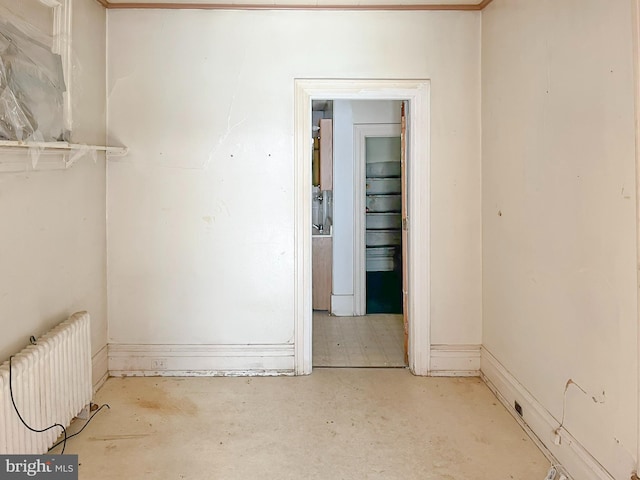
top-left (312, 236), bottom-right (332, 311)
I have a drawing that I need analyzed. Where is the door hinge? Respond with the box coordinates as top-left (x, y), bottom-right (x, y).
top-left (402, 217), bottom-right (409, 231)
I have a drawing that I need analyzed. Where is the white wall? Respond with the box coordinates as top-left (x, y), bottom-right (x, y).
top-left (106, 9), bottom-right (482, 370)
top-left (0, 0), bottom-right (108, 386)
top-left (482, 0), bottom-right (638, 478)
top-left (331, 100), bottom-right (401, 315)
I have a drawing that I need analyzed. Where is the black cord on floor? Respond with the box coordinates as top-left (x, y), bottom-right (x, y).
top-left (48, 403), bottom-right (111, 453)
top-left (9, 355), bottom-right (68, 454)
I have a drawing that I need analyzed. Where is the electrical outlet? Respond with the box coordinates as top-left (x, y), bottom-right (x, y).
top-left (545, 466), bottom-right (557, 480)
top-left (553, 465), bottom-right (570, 480)
top-left (514, 401), bottom-right (523, 417)
top-left (553, 429), bottom-right (562, 445)
top-left (152, 358), bottom-right (167, 369)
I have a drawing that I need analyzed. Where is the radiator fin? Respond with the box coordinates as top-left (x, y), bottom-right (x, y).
top-left (0, 312), bottom-right (92, 454)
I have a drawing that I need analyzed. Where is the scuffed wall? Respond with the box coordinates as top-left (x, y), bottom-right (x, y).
top-left (482, 0), bottom-right (638, 477)
top-left (0, 0), bottom-right (107, 386)
top-left (106, 10), bottom-right (482, 349)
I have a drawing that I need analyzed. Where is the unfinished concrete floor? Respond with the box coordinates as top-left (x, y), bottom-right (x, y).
top-left (61, 369), bottom-right (549, 479)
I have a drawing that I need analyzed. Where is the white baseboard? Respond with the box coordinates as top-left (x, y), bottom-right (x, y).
top-left (331, 294), bottom-right (354, 316)
top-left (108, 344), bottom-right (295, 376)
top-left (481, 347), bottom-right (621, 480)
top-left (429, 344), bottom-right (480, 376)
top-left (92, 344), bottom-right (109, 393)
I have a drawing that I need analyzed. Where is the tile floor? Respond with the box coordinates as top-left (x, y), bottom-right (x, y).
top-left (312, 311), bottom-right (406, 367)
top-left (58, 370), bottom-right (550, 479)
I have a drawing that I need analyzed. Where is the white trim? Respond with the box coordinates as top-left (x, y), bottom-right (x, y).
top-left (92, 344), bottom-right (109, 393)
top-left (294, 80), bottom-right (314, 375)
top-left (59, 0), bottom-right (73, 136)
top-left (481, 347), bottom-right (618, 480)
top-left (0, 140), bottom-right (127, 155)
top-left (42, 0), bottom-right (73, 136)
top-left (294, 79), bottom-right (431, 376)
top-left (108, 344), bottom-right (294, 376)
top-left (632, 0), bottom-right (640, 473)
top-left (353, 123), bottom-right (402, 316)
top-left (0, 142), bottom-right (127, 172)
top-left (330, 294), bottom-right (355, 316)
top-left (429, 344), bottom-right (480, 376)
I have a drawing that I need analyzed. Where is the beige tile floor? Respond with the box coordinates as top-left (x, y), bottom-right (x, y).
top-left (57, 370), bottom-right (550, 479)
top-left (313, 311), bottom-right (406, 367)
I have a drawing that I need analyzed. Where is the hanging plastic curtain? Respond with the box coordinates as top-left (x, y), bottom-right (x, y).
top-left (0, 18), bottom-right (67, 142)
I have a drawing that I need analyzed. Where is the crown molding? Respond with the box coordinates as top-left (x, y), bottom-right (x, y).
top-left (97, 0), bottom-right (493, 10)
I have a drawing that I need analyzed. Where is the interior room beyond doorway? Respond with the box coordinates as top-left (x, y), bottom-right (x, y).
top-left (311, 99), bottom-right (406, 368)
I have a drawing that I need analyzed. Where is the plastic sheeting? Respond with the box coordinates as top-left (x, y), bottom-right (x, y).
top-left (0, 18), bottom-right (67, 142)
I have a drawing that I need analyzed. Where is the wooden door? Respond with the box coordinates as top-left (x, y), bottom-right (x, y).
top-left (319, 119), bottom-right (333, 191)
top-left (401, 102), bottom-right (409, 365)
top-left (312, 237), bottom-right (332, 310)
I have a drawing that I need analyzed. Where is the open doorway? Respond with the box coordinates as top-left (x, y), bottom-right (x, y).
top-left (363, 132), bottom-right (404, 314)
top-left (293, 79), bottom-right (431, 376)
top-left (311, 100), bottom-right (406, 368)
top-left (354, 122), bottom-right (404, 316)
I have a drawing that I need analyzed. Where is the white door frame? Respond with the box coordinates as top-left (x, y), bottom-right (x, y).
top-left (293, 79), bottom-right (431, 376)
top-left (353, 123), bottom-right (402, 316)
top-left (633, 0), bottom-right (640, 472)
